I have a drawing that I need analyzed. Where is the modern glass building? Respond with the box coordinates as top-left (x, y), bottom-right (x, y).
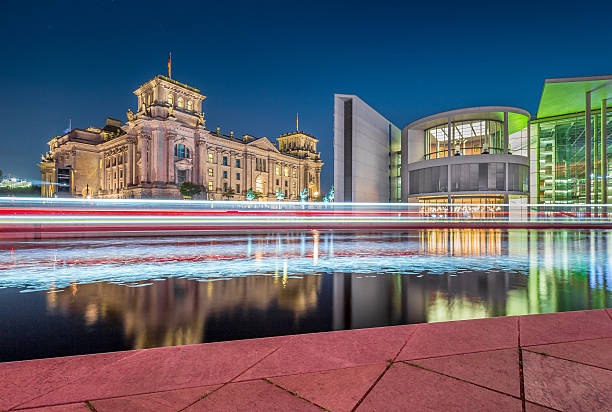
top-left (334, 74), bottom-right (612, 204)
top-left (402, 107), bottom-right (530, 205)
top-left (531, 75), bottom-right (612, 204)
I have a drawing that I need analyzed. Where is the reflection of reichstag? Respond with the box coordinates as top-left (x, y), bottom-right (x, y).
top-left (45, 230), bottom-right (610, 350)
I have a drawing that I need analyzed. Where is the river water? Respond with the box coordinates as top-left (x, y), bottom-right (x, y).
top-left (0, 229), bottom-right (610, 361)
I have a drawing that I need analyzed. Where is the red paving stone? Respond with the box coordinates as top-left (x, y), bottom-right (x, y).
top-left (523, 350), bottom-right (612, 411)
top-left (90, 385), bottom-right (221, 411)
top-left (236, 325), bottom-right (415, 381)
top-left (270, 363), bottom-right (387, 412)
top-left (0, 351), bottom-right (132, 411)
top-left (3, 309), bottom-right (612, 411)
top-left (19, 336), bottom-right (288, 409)
top-left (396, 316), bottom-right (518, 360)
top-left (16, 404), bottom-right (91, 412)
top-left (520, 309), bottom-right (612, 346)
top-left (410, 348), bottom-right (521, 397)
top-left (184, 380), bottom-right (321, 411)
top-left (357, 362), bottom-right (522, 411)
top-left (525, 402), bottom-right (558, 411)
top-left (524, 337), bottom-right (612, 370)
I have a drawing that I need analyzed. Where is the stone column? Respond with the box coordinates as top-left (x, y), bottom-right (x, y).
top-left (166, 136), bottom-right (172, 183)
top-left (127, 144), bottom-right (133, 186)
top-left (132, 140), bottom-right (137, 185)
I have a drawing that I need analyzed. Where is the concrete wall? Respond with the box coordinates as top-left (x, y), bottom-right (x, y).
top-left (334, 94), bottom-right (399, 202)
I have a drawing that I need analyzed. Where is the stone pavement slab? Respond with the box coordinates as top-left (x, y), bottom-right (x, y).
top-left (270, 363), bottom-right (387, 412)
top-left (90, 384), bottom-right (221, 411)
top-left (525, 402), bottom-right (558, 411)
top-left (184, 380), bottom-right (321, 411)
top-left (16, 404), bottom-right (91, 412)
top-left (357, 362), bottom-right (522, 411)
top-left (19, 336), bottom-right (288, 409)
top-left (410, 348), bottom-right (521, 397)
top-left (236, 325), bottom-right (415, 381)
top-left (520, 309), bottom-right (612, 346)
top-left (396, 316), bottom-right (518, 361)
top-left (3, 309), bottom-right (612, 411)
top-left (523, 350), bottom-right (612, 411)
top-left (523, 337), bottom-right (612, 370)
top-left (0, 351), bottom-right (132, 411)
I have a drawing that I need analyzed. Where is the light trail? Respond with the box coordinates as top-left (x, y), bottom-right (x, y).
top-left (1, 197), bottom-right (612, 239)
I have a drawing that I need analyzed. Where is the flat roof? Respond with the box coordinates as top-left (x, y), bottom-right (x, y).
top-left (405, 106), bottom-right (530, 134)
top-left (536, 75), bottom-right (612, 118)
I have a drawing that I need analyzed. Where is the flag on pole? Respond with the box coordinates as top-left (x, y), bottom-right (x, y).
top-left (168, 53), bottom-right (172, 79)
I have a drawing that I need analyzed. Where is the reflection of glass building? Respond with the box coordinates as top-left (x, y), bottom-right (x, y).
top-left (531, 75), bottom-right (612, 204)
top-left (334, 74), bottom-right (612, 205)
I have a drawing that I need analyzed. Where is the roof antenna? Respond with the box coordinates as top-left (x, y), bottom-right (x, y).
top-left (296, 112), bottom-right (299, 131)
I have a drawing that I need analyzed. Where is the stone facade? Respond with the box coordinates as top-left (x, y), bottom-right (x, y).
top-left (39, 75), bottom-right (323, 200)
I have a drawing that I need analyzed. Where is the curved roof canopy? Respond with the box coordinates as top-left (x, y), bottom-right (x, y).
top-left (405, 106), bottom-right (530, 135)
top-left (537, 75), bottom-right (612, 119)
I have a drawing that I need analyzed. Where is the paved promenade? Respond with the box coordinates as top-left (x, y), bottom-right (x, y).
top-left (1, 309), bottom-right (612, 411)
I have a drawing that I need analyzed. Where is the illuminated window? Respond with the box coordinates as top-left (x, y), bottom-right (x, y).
top-left (284, 167), bottom-right (288, 177)
top-left (187, 100), bottom-right (193, 111)
top-left (177, 97), bottom-right (184, 108)
top-left (208, 168), bottom-right (213, 177)
top-left (168, 94), bottom-right (174, 105)
top-left (276, 166), bottom-right (280, 176)
top-left (208, 180), bottom-right (213, 191)
top-left (292, 169), bottom-right (296, 178)
top-left (208, 152), bottom-right (214, 163)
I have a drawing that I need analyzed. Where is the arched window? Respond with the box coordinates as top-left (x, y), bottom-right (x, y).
top-left (177, 97), bottom-right (184, 108)
top-left (168, 94), bottom-right (174, 105)
top-left (174, 143), bottom-right (190, 158)
top-left (187, 100), bottom-right (193, 111)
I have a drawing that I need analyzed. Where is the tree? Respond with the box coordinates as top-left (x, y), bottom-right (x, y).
top-left (179, 182), bottom-right (202, 198)
top-left (299, 188), bottom-right (309, 202)
top-left (222, 188), bottom-right (236, 200)
top-left (246, 188), bottom-right (264, 200)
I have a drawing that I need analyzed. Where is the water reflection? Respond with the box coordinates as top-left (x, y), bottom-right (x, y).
top-left (0, 229), bottom-right (610, 361)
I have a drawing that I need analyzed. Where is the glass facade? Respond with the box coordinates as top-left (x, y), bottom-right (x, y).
top-left (533, 110), bottom-right (612, 204)
top-left (389, 124), bottom-right (402, 201)
top-left (409, 163), bottom-right (527, 195)
top-left (424, 120), bottom-right (506, 159)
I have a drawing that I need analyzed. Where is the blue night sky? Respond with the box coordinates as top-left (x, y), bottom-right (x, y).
top-left (2, 0), bottom-right (611, 191)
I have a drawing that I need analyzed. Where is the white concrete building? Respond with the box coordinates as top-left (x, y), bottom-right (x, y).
top-left (333, 97), bottom-right (530, 206)
top-left (403, 107), bottom-right (530, 206)
top-left (333, 94), bottom-right (401, 202)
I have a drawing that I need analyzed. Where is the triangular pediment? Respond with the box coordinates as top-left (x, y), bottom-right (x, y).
top-left (247, 137), bottom-right (279, 153)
